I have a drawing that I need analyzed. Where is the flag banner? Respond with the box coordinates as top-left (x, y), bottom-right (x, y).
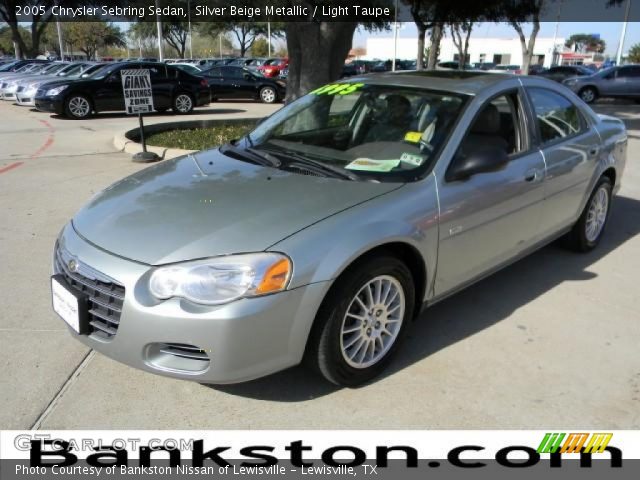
top-left (1, 430), bottom-right (638, 478)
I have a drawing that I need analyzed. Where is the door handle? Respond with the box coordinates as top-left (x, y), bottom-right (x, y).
top-left (524, 169), bottom-right (542, 182)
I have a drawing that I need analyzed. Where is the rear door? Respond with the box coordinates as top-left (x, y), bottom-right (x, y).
top-left (525, 87), bottom-right (602, 236)
top-left (203, 67), bottom-right (225, 97)
top-left (220, 67), bottom-right (254, 99)
top-left (145, 63), bottom-right (172, 109)
top-left (435, 89), bottom-right (546, 295)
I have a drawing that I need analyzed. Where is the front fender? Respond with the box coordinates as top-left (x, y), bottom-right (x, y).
top-left (269, 179), bottom-right (440, 302)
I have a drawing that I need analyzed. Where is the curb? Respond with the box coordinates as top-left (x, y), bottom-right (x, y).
top-left (113, 131), bottom-right (195, 160)
top-left (113, 117), bottom-right (263, 161)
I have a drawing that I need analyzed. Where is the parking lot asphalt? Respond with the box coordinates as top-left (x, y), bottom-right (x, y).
top-left (1, 99), bottom-right (639, 430)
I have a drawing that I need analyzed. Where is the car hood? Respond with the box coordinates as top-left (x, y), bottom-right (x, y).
top-left (72, 149), bottom-right (402, 265)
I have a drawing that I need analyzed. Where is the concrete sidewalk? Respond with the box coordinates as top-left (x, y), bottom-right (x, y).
top-left (1, 100), bottom-right (639, 430)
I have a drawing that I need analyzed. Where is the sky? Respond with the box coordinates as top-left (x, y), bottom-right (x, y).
top-left (354, 22), bottom-right (640, 56)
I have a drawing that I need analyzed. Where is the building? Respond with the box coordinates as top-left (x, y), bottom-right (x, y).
top-left (364, 36), bottom-right (566, 68)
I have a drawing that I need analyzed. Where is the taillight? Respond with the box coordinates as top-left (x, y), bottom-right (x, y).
top-left (515, 69), bottom-right (522, 75)
top-left (200, 79), bottom-right (208, 87)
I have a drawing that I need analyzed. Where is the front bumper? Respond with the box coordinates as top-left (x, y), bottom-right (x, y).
top-left (35, 96), bottom-right (64, 114)
top-left (55, 223), bottom-right (331, 384)
top-left (16, 89), bottom-right (37, 106)
top-left (0, 87), bottom-right (17, 100)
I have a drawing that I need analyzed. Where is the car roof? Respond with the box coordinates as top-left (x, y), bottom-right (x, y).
top-left (348, 71), bottom-right (515, 95)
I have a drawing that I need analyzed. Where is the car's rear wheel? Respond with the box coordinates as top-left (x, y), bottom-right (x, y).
top-left (173, 93), bottom-right (194, 114)
top-left (565, 176), bottom-right (612, 252)
top-left (307, 256), bottom-right (415, 386)
top-left (579, 87), bottom-right (597, 104)
top-left (64, 95), bottom-right (92, 119)
top-left (260, 86), bottom-right (277, 104)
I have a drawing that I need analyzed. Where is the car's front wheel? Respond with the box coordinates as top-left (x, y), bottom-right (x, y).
top-left (259, 86), bottom-right (277, 104)
top-left (579, 87), bottom-right (597, 104)
top-left (64, 95), bottom-right (92, 119)
top-left (172, 93), bottom-right (194, 114)
top-left (565, 176), bottom-right (612, 252)
top-left (307, 255), bottom-right (415, 386)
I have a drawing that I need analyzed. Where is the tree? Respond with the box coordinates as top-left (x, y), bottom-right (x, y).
top-left (66, 21), bottom-right (125, 60)
top-left (250, 37), bottom-right (271, 57)
top-left (199, 22), bottom-right (283, 58)
top-left (286, 22), bottom-right (358, 101)
top-left (130, 20), bottom-right (190, 58)
top-left (0, 0), bottom-right (55, 58)
top-left (508, 2), bottom-right (544, 75)
top-left (450, 22), bottom-right (473, 69)
top-left (565, 33), bottom-right (606, 53)
top-left (628, 43), bottom-right (640, 63)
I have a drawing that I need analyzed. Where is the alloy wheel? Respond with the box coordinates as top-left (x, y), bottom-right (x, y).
top-left (585, 186), bottom-right (609, 242)
top-left (68, 97), bottom-right (90, 118)
top-left (261, 88), bottom-right (276, 103)
top-left (339, 275), bottom-right (405, 369)
top-left (175, 94), bottom-right (192, 113)
top-left (581, 89), bottom-right (595, 103)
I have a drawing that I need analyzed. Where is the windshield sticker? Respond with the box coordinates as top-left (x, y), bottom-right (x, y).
top-left (404, 131), bottom-right (422, 143)
top-left (310, 83), bottom-right (364, 96)
top-left (345, 158), bottom-right (400, 172)
top-left (400, 153), bottom-right (425, 167)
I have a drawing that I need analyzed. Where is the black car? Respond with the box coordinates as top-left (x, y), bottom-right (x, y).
top-left (35, 62), bottom-right (210, 119)
top-left (538, 65), bottom-right (595, 83)
top-left (199, 66), bottom-right (285, 103)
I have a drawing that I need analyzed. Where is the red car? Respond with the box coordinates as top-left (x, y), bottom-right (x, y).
top-left (257, 58), bottom-right (288, 78)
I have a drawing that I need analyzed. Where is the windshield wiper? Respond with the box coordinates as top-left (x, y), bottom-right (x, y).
top-left (259, 147), bottom-right (358, 181)
top-left (219, 143), bottom-right (280, 168)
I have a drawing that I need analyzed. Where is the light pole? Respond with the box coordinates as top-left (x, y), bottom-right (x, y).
top-left (188, 0), bottom-right (193, 59)
top-left (155, 0), bottom-right (163, 61)
top-left (615, 0), bottom-right (631, 65)
top-left (268, 22), bottom-right (271, 57)
top-left (56, 21), bottom-right (64, 60)
top-left (392, 0), bottom-right (399, 71)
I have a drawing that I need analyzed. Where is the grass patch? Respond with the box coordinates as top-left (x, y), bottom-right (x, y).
top-left (146, 120), bottom-right (258, 151)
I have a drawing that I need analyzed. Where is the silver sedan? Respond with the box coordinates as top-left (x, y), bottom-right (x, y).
top-left (52, 72), bottom-right (627, 386)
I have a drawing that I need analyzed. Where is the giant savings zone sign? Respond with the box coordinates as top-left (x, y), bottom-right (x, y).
top-left (1, 431), bottom-right (633, 475)
top-left (121, 69), bottom-right (154, 115)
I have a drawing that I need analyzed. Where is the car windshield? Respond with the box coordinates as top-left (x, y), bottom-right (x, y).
top-left (247, 83), bottom-right (468, 182)
top-left (57, 64), bottom-right (85, 76)
top-left (81, 64), bottom-right (108, 78)
top-left (90, 63), bottom-right (120, 79)
top-left (0, 61), bottom-right (19, 71)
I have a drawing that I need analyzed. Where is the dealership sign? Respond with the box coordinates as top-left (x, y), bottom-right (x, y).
top-left (121, 69), bottom-right (154, 115)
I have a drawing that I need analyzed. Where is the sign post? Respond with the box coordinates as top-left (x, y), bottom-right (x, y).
top-left (121, 69), bottom-right (160, 163)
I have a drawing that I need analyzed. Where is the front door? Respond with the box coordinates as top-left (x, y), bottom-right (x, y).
top-left (435, 90), bottom-right (546, 295)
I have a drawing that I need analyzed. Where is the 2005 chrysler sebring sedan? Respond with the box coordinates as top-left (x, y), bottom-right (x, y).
top-left (51, 71), bottom-right (627, 386)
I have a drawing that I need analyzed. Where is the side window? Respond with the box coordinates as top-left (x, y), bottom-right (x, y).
top-left (617, 66), bottom-right (640, 78)
top-left (205, 68), bottom-right (222, 78)
top-left (457, 92), bottom-right (525, 160)
top-left (223, 67), bottom-right (243, 79)
top-left (528, 87), bottom-right (585, 145)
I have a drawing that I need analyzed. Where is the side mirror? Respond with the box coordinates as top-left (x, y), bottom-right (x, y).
top-left (446, 146), bottom-right (509, 182)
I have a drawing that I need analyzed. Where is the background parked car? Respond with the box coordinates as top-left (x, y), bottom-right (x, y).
top-left (16, 63), bottom-right (105, 107)
top-left (35, 61), bottom-right (210, 119)
top-left (562, 64), bottom-right (640, 103)
top-left (199, 66), bottom-right (285, 103)
top-left (538, 65), bottom-right (594, 82)
top-left (488, 64), bottom-right (522, 74)
top-left (172, 63), bottom-right (203, 75)
top-left (257, 58), bottom-right (288, 78)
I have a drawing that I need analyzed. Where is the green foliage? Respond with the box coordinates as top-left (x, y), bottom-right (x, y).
top-left (66, 21), bottom-right (125, 60)
top-left (146, 121), bottom-right (258, 151)
top-left (250, 37), bottom-right (271, 57)
top-left (565, 34), bottom-right (606, 53)
top-left (628, 43), bottom-right (640, 63)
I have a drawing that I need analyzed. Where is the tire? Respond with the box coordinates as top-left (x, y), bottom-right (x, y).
top-left (579, 87), bottom-right (597, 104)
top-left (64, 94), bottom-right (92, 119)
top-left (259, 86), bottom-right (277, 104)
top-left (306, 255), bottom-right (415, 387)
top-left (565, 176), bottom-right (612, 252)
top-left (172, 92), bottom-right (194, 114)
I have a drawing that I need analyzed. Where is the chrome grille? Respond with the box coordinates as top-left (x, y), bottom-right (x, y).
top-left (54, 245), bottom-right (125, 340)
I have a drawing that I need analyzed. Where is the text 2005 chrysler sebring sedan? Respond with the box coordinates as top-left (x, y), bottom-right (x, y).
top-left (51, 72), bottom-right (627, 386)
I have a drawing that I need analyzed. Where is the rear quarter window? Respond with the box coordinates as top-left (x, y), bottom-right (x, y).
top-left (527, 87), bottom-right (586, 145)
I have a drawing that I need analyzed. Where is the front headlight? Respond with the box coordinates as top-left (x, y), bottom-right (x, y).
top-left (149, 253), bottom-right (292, 305)
top-left (45, 85), bottom-right (68, 96)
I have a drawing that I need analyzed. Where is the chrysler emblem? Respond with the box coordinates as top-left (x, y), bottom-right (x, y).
top-left (68, 259), bottom-right (79, 273)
